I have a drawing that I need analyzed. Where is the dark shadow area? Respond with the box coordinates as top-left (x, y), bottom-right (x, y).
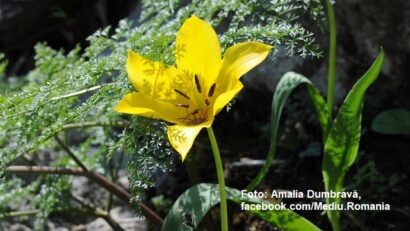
top-left (0, 0), bottom-right (138, 75)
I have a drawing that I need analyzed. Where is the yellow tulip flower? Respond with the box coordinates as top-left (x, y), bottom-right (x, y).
top-left (116, 16), bottom-right (271, 160)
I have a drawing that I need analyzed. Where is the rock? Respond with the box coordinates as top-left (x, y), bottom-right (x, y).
top-left (243, 0), bottom-right (409, 114)
top-left (86, 207), bottom-right (147, 231)
top-left (71, 176), bottom-right (108, 207)
top-left (1, 223), bottom-right (32, 231)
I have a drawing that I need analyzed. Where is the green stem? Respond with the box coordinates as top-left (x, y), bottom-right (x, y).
top-left (326, 190), bottom-right (341, 231)
top-left (206, 127), bottom-right (228, 231)
top-left (326, 0), bottom-right (337, 126)
top-left (51, 84), bottom-right (104, 101)
top-left (50, 82), bottom-right (117, 101)
top-left (0, 210), bottom-right (38, 219)
top-left (325, 1), bottom-right (340, 230)
top-left (62, 121), bottom-right (131, 129)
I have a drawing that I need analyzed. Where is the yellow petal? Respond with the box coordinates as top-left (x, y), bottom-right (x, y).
top-left (127, 51), bottom-right (178, 101)
top-left (212, 80), bottom-right (243, 115)
top-left (115, 92), bottom-right (185, 124)
top-left (220, 42), bottom-right (272, 79)
top-left (217, 42), bottom-right (271, 90)
top-left (175, 16), bottom-right (222, 89)
top-left (167, 120), bottom-right (213, 161)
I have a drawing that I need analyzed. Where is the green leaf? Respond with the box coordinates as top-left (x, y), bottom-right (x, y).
top-left (322, 49), bottom-right (384, 223)
top-left (246, 71), bottom-right (328, 190)
top-left (0, 53), bottom-right (7, 75)
top-left (371, 109), bottom-right (410, 135)
top-left (161, 183), bottom-right (320, 231)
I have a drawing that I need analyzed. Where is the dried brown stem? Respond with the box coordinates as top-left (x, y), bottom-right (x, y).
top-left (54, 135), bottom-right (89, 172)
top-left (6, 165), bottom-right (164, 227)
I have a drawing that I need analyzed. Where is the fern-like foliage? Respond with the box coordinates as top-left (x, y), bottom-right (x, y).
top-left (0, 0), bottom-right (325, 227)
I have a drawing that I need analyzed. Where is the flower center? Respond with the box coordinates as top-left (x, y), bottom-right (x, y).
top-left (172, 73), bottom-right (217, 125)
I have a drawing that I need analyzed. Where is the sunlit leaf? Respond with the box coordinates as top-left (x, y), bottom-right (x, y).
top-left (161, 183), bottom-right (320, 231)
top-left (246, 72), bottom-right (328, 190)
top-left (0, 56), bottom-right (7, 76)
top-left (322, 49), bottom-right (384, 223)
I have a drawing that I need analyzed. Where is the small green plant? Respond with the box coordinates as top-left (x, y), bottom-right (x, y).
top-left (371, 109), bottom-right (410, 135)
top-left (245, 1), bottom-right (384, 230)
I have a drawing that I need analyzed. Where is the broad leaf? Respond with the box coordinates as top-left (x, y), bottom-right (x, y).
top-left (161, 183), bottom-right (320, 231)
top-left (246, 72), bottom-right (328, 190)
top-left (322, 49), bottom-right (384, 222)
top-left (371, 109), bottom-right (410, 135)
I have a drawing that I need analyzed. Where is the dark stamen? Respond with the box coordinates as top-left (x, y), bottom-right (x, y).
top-left (194, 74), bottom-right (201, 93)
top-left (174, 89), bottom-right (190, 100)
top-left (175, 104), bottom-right (189, 108)
top-left (191, 109), bottom-right (199, 115)
top-left (208, 83), bottom-right (216, 97)
top-left (205, 99), bottom-right (210, 106)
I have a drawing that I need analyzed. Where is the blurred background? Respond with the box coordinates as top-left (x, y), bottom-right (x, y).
top-left (0, 0), bottom-right (138, 75)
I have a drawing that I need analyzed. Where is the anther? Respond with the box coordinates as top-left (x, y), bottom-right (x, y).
top-left (208, 83), bottom-right (216, 97)
top-left (174, 89), bottom-right (190, 100)
top-left (175, 104), bottom-right (189, 108)
top-left (191, 109), bottom-right (199, 115)
top-left (194, 74), bottom-right (201, 93)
